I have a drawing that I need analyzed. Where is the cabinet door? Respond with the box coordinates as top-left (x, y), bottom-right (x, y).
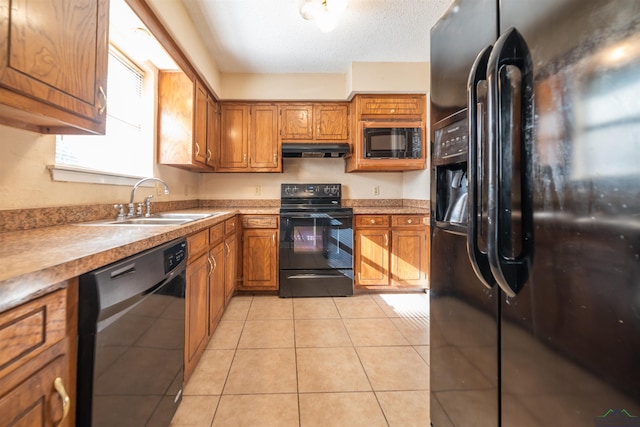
top-left (280, 104), bottom-right (313, 140)
top-left (194, 80), bottom-right (208, 165)
top-left (0, 0), bottom-right (108, 134)
top-left (185, 254), bottom-right (209, 380)
top-left (243, 229), bottom-right (278, 290)
top-left (209, 242), bottom-right (225, 335)
top-left (355, 228), bottom-right (390, 286)
top-left (224, 234), bottom-right (238, 305)
top-left (314, 104), bottom-right (348, 141)
top-left (0, 355), bottom-right (70, 427)
top-left (358, 95), bottom-right (425, 119)
top-left (206, 95), bottom-right (219, 168)
top-left (391, 229), bottom-right (428, 286)
top-left (219, 104), bottom-right (249, 170)
top-left (250, 104), bottom-right (280, 170)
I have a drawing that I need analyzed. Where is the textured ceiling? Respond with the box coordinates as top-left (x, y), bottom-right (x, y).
top-left (181, 0), bottom-right (455, 74)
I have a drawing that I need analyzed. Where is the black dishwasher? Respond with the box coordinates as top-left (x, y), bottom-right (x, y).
top-left (77, 238), bottom-right (187, 427)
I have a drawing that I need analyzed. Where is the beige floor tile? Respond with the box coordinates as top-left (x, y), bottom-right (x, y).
top-left (376, 390), bottom-right (430, 427)
top-left (247, 296), bottom-right (293, 319)
top-left (357, 346), bottom-right (429, 391)
top-left (223, 348), bottom-right (297, 394)
top-left (299, 392), bottom-right (387, 427)
top-left (334, 297), bottom-right (388, 318)
top-left (170, 395), bottom-right (219, 427)
top-left (237, 319), bottom-right (295, 348)
top-left (414, 345), bottom-right (430, 366)
top-left (206, 320), bottom-right (244, 350)
top-left (221, 298), bottom-right (252, 321)
top-left (183, 350), bottom-right (234, 395)
top-left (293, 297), bottom-right (340, 319)
top-left (294, 319), bottom-right (352, 347)
top-left (297, 347), bottom-right (371, 392)
top-left (343, 318), bottom-right (410, 346)
top-left (212, 394), bottom-right (299, 427)
top-left (372, 292), bottom-right (429, 318)
top-left (392, 316), bottom-right (430, 345)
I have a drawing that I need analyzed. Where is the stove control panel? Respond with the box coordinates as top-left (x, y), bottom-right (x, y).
top-left (281, 183), bottom-right (341, 198)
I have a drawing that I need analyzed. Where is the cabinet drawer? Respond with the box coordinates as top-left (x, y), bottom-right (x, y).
top-left (209, 223), bottom-right (224, 247)
top-left (0, 289), bottom-right (67, 378)
top-left (242, 215), bottom-right (278, 229)
top-left (225, 217), bottom-right (238, 235)
top-left (392, 215), bottom-right (427, 227)
top-left (188, 229), bottom-right (209, 261)
top-left (356, 215), bottom-right (390, 227)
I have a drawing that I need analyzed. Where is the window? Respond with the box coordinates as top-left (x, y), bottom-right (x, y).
top-left (54, 47), bottom-right (154, 181)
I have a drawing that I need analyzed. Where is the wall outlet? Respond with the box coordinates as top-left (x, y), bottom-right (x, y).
top-left (255, 185), bottom-right (262, 196)
top-left (373, 185), bottom-right (380, 196)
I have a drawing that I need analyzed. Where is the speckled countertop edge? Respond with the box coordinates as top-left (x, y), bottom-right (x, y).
top-left (0, 199), bottom-right (429, 313)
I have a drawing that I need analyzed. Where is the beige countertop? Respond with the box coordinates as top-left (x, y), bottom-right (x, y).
top-left (0, 204), bottom-right (427, 313)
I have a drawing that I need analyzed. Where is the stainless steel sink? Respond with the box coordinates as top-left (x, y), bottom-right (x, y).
top-left (77, 212), bottom-right (222, 226)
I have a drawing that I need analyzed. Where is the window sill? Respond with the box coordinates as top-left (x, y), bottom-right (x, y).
top-left (47, 164), bottom-right (154, 187)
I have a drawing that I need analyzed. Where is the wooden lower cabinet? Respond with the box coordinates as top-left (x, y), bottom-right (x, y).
top-left (185, 249), bottom-right (210, 381)
top-left (208, 241), bottom-right (225, 336)
top-left (185, 217), bottom-right (238, 380)
top-left (239, 215), bottom-right (279, 291)
top-left (0, 284), bottom-right (76, 427)
top-left (355, 215), bottom-right (429, 289)
top-left (224, 218), bottom-right (238, 305)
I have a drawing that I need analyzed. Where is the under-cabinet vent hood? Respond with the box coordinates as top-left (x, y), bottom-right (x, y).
top-left (282, 143), bottom-right (350, 158)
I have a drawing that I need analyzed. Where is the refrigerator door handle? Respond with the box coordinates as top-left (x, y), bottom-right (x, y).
top-left (486, 27), bottom-right (535, 297)
top-left (466, 45), bottom-right (496, 290)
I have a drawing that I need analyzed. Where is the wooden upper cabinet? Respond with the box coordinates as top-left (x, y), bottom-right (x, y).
top-left (218, 103), bottom-right (280, 172)
top-left (157, 71), bottom-right (214, 171)
top-left (194, 81), bottom-right (208, 165)
top-left (219, 103), bottom-right (249, 170)
top-left (206, 95), bottom-right (219, 168)
top-left (314, 104), bottom-right (349, 140)
top-left (357, 95), bottom-right (425, 119)
top-left (279, 102), bottom-right (349, 143)
top-left (0, 0), bottom-right (109, 134)
top-left (250, 104), bottom-right (279, 169)
top-left (280, 104), bottom-right (313, 140)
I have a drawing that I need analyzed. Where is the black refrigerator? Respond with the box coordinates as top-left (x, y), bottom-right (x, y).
top-left (429, 1), bottom-right (640, 426)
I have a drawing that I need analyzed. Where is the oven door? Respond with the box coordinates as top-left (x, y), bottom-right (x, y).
top-left (279, 212), bottom-right (353, 270)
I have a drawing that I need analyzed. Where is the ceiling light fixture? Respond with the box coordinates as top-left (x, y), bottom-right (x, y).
top-left (299, 0), bottom-right (348, 33)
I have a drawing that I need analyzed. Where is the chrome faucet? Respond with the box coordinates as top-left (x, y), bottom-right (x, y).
top-left (128, 177), bottom-right (170, 217)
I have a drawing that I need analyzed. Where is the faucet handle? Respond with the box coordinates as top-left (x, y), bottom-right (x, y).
top-left (136, 203), bottom-right (144, 217)
top-left (144, 195), bottom-right (154, 217)
top-left (113, 204), bottom-right (125, 221)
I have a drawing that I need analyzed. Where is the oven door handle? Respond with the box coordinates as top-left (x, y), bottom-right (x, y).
top-left (286, 274), bottom-right (350, 279)
top-left (280, 213), bottom-right (353, 219)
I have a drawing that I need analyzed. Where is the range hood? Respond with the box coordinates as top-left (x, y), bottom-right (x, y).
top-left (281, 143), bottom-right (350, 158)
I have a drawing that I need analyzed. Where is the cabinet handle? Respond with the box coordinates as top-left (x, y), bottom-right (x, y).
top-left (273, 153), bottom-right (277, 164)
top-left (208, 256), bottom-right (213, 275)
top-left (370, 219), bottom-right (376, 224)
top-left (207, 149), bottom-right (212, 162)
top-left (97, 86), bottom-right (107, 115)
top-left (390, 108), bottom-right (395, 113)
top-left (212, 256), bottom-right (217, 272)
top-left (225, 242), bottom-right (230, 256)
top-left (53, 377), bottom-right (70, 427)
top-left (408, 219), bottom-right (413, 224)
top-left (195, 142), bottom-right (201, 157)
top-left (243, 153), bottom-right (247, 164)
top-left (272, 233), bottom-right (276, 245)
top-left (384, 233), bottom-right (388, 247)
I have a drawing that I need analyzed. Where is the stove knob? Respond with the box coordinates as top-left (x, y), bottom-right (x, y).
top-left (324, 186), bottom-right (330, 194)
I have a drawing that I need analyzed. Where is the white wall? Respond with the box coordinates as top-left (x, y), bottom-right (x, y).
top-left (201, 158), bottom-right (404, 200)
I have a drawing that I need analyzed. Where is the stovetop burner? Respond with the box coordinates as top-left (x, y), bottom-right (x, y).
top-left (280, 183), bottom-right (347, 211)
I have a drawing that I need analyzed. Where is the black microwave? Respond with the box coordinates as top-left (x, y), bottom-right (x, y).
top-left (362, 122), bottom-right (423, 159)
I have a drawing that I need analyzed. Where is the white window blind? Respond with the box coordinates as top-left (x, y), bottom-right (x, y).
top-left (55, 47), bottom-right (153, 178)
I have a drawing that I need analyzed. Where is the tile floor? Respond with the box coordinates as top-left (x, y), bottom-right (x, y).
top-left (170, 292), bottom-right (430, 426)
